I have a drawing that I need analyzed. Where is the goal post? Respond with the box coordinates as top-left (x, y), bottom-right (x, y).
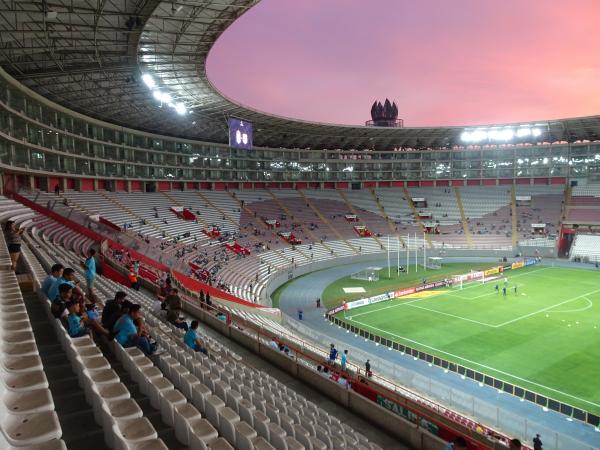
top-left (350, 267), bottom-right (381, 282)
top-left (426, 257), bottom-right (442, 269)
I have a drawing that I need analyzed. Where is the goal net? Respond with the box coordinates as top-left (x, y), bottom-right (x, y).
top-left (350, 267), bottom-right (381, 282)
top-left (451, 270), bottom-right (486, 289)
top-left (426, 257), bottom-right (442, 269)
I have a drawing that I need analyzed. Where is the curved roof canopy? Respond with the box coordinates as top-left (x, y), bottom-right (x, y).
top-left (2, 0), bottom-right (600, 149)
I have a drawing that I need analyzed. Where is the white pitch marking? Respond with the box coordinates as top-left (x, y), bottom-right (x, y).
top-left (351, 319), bottom-right (600, 409)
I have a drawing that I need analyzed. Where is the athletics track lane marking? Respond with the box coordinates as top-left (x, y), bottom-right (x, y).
top-left (351, 318), bottom-right (600, 409)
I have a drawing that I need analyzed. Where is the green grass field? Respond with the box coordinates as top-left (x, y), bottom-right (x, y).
top-left (334, 265), bottom-right (600, 415)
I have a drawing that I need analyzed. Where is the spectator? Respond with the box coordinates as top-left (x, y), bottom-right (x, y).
top-left (444, 437), bottom-right (467, 450)
top-left (341, 349), bottom-right (348, 371)
top-left (82, 249), bottom-right (97, 298)
top-left (165, 288), bottom-right (182, 311)
top-left (338, 376), bottom-right (349, 388)
top-left (133, 260), bottom-right (140, 276)
top-left (128, 267), bottom-right (141, 291)
top-left (166, 305), bottom-right (188, 331)
top-left (54, 183), bottom-right (60, 196)
top-left (328, 343), bottom-right (338, 366)
top-left (532, 434), bottom-right (543, 450)
top-left (101, 291), bottom-right (127, 334)
top-left (4, 220), bottom-right (24, 272)
top-left (509, 439), bottom-right (522, 450)
top-left (66, 301), bottom-right (90, 337)
top-left (51, 283), bottom-right (72, 319)
top-left (41, 263), bottom-right (64, 297)
top-left (48, 267), bottom-right (77, 302)
top-left (268, 338), bottom-right (279, 350)
top-left (183, 320), bottom-right (207, 354)
top-left (114, 304), bottom-right (156, 355)
top-left (215, 312), bottom-right (227, 322)
top-left (365, 359), bottom-right (372, 377)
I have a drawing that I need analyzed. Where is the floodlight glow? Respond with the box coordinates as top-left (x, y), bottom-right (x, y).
top-left (175, 102), bottom-right (186, 115)
top-left (461, 125), bottom-right (544, 143)
top-left (160, 93), bottom-right (172, 104)
top-left (516, 127), bottom-right (531, 138)
top-left (153, 90), bottom-right (162, 101)
top-left (532, 128), bottom-right (542, 137)
top-left (141, 74), bottom-right (155, 88)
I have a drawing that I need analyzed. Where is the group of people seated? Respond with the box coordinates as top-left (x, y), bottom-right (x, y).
top-left (41, 258), bottom-right (210, 358)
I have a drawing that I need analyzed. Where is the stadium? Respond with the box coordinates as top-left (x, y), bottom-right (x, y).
top-left (0, 1), bottom-right (599, 450)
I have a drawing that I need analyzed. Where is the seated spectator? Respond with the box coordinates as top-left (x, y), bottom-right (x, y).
top-left (268, 338), bottom-right (279, 350)
top-left (114, 304), bottom-right (156, 355)
top-left (128, 267), bottom-right (141, 291)
top-left (183, 321), bottom-right (208, 354)
top-left (41, 263), bottom-right (63, 298)
top-left (215, 312), bottom-right (227, 322)
top-left (48, 267), bottom-right (77, 301)
top-left (338, 376), bottom-right (349, 388)
top-left (66, 301), bottom-right (89, 338)
top-left (102, 291), bottom-right (128, 334)
top-left (166, 307), bottom-right (188, 331)
top-left (51, 283), bottom-right (72, 319)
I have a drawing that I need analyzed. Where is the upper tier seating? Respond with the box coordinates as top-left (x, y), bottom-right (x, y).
top-left (20, 186), bottom-right (563, 303)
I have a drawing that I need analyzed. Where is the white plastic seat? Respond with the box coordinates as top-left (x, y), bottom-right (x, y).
top-left (1, 370), bottom-right (48, 392)
top-left (7, 438), bottom-right (67, 450)
top-left (285, 437), bottom-right (304, 450)
top-left (1, 410), bottom-right (62, 446)
top-left (309, 437), bottom-right (326, 450)
top-left (250, 435), bottom-right (276, 450)
top-left (267, 423), bottom-right (287, 450)
top-left (158, 389), bottom-right (187, 426)
top-left (173, 402), bottom-right (202, 445)
top-left (189, 418), bottom-right (219, 450)
top-left (2, 355), bottom-right (43, 373)
top-left (234, 420), bottom-right (257, 450)
top-left (111, 419), bottom-right (158, 449)
top-left (238, 399), bottom-right (256, 426)
top-left (217, 406), bottom-right (240, 446)
top-left (208, 437), bottom-right (234, 450)
top-left (179, 373), bottom-right (201, 399)
top-left (204, 394), bottom-right (225, 427)
top-left (252, 410), bottom-right (270, 440)
top-left (192, 383), bottom-right (212, 412)
top-left (2, 388), bottom-right (54, 415)
top-left (146, 377), bottom-right (174, 409)
top-left (279, 414), bottom-right (295, 437)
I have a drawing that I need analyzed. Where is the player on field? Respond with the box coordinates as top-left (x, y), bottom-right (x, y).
top-left (495, 283), bottom-right (499, 294)
top-left (513, 285), bottom-right (517, 295)
top-left (502, 286), bottom-right (507, 297)
top-left (504, 277), bottom-right (508, 287)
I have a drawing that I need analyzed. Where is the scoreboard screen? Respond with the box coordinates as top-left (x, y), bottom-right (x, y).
top-left (228, 118), bottom-right (253, 150)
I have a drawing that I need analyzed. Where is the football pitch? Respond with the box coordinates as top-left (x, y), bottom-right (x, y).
top-left (335, 265), bottom-right (600, 415)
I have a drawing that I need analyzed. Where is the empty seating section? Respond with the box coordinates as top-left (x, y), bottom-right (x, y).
top-left (0, 197), bottom-right (63, 448)
top-left (568, 186), bottom-right (600, 223)
top-left (5, 198), bottom-right (387, 450)
top-left (18, 186), bottom-right (563, 304)
top-left (570, 234), bottom-right (600, 261)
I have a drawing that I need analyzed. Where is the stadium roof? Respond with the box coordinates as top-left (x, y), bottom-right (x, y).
top-left (2, 0), bottom-right (600, 150)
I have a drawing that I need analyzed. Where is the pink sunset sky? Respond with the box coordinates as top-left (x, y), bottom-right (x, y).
top-left (206, 0), bottom-right (600, 127)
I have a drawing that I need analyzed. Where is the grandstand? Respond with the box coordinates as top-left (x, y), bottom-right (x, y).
top-left (1, 0), bottom-right (600, 449)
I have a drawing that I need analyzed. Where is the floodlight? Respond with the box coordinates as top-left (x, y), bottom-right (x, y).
top-left (532, 128), bottom-right (542, 137)
top-left (160, 93), bottom-right (172, 104)
top-left (153, 90), bottom-right (162, 101)
top-left (175, 102), bottom-right (186, 115)
top-left (516, 127), bottom-right (531, 137)
top-left (141, 73), bottom-right (155, 88)
top-left (460, 131), bottom-right (470, 142)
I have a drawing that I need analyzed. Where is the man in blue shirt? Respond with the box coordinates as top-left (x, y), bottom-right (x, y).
top-left (183, 320), bottom-right (207, 354)
top-left (114, 304), bottom-right (155, 355)
top-left (41, 264), bottom-right (63, 298)
top-left (48, 267), bottom-right (77, 301)
top-left (83, 249), bottom-right (97, 297)
top-left (328, 343), bottom-right (338, 366)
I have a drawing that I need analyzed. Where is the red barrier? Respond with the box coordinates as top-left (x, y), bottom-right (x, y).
top-left (99, 216), bottom-right (120, 231)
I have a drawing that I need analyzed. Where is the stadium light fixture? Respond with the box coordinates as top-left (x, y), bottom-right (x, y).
top-left (153, 90), bottom-right (162, 101)
top-left (160, 93), bottom-right (172, 104)
top-left (461, 125), bottom-right (544, 143)
top-left (175, 102), bottom-right (187, 115)
top-left (141, 73), bottom-right (155, 89)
